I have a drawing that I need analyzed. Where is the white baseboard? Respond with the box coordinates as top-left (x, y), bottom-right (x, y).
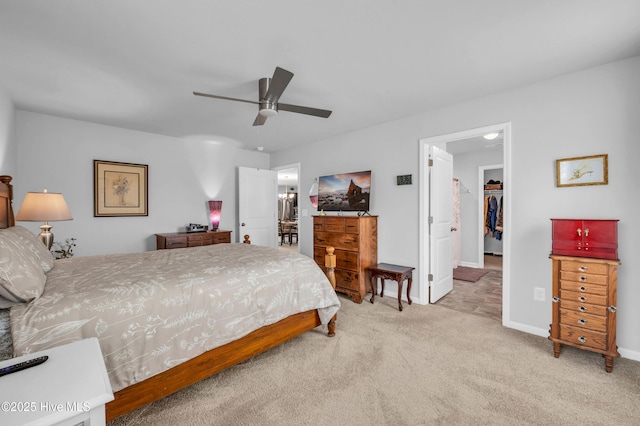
top-left (618, 347), bottom-right (640, 362)
top-left (504, 320), bottom-right (547, 337)
top-left (505, 320), bottom-right (640, 362)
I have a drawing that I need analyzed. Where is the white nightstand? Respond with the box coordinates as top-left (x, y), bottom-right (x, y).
top-left (0, 338), bottom-right (114, 426)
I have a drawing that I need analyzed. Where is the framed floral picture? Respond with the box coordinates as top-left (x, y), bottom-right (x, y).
top-left (556, 154), bottom-right (608, 188)
top-left (94, 160), bottom-right (148, 216)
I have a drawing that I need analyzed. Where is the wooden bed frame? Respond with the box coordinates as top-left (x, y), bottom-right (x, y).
top-left (0, 175), bottom-right (337, 421)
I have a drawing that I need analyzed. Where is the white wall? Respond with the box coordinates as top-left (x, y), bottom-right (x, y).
top-left (14, 111), bottom-right (269, 255)
top-left (0, 88), bottom-right (16, 176)
top-left (272, 55), bottom-right (640, 359)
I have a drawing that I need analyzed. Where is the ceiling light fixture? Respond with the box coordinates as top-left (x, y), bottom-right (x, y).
top-left (259, 101), bottom-right (278, 117)
top-left (483, 132), bottom-right (500, 140)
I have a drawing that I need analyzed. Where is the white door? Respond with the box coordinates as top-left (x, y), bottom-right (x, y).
top-left (238, 167), bottom-right (278, 247)
top-left (428, 146), bottom-right (454, 303)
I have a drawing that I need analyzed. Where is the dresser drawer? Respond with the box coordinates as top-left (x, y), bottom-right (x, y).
top-left (212, 232), bottom-right (231, 243)
top-left (314, 232), bottom-right (359, 251)
top-left (324, 217), bottom-right (346, 233)
top-left (559, 280), bottom-right (607, 296)
top-left (187, 233), bottom-right (214, 246)
top-left (560, 309), bottom-right (606, 333)
top-left (559, 261), bottom-right (608, 275)
top-left (314, 248), bottom-right (359, 271)
top-left (344, 218), bottom-right (360, 234)
top-left (560, 290), bottom-right (607, 306)
top-left (560, 298), bottom-right (607, 315)
top-left (559, 325), bottom-right (607, 351)
top-left (335, 250), bottom-right (359, 271)
top-left (164, 236), bottom-right (187, 249)
top-left (335, 269), bottom-right (360, 291)
top-left (560, 270), bottom-right (607, 285)
top-left (313, 247), bottom-right (326, 266)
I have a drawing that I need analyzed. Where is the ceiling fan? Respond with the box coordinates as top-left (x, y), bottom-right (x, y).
top-left (193, 67), bottom-right (332, 126)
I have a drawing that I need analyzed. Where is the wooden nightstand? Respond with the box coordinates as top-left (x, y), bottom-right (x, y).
top-left (0, 338), bottom-right (113, 425)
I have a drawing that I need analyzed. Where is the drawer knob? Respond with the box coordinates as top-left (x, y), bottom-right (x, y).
top-left (579, 276), bottom-right (587, 282)
top-left (579, 286), bottom-right (586, 292)
top-left (608, 306), bottom-right (617, 313)
top-left (579, 306), bottom-right (587, 313)
top-left (578, 336), bottom-right (587, 343)
top-left (584, 228), bottom-right (589, 237)
top-left (576, 228), bottom-right (582, 236)
top-left (579, 296), bottom-right (586, 302)
top-left (578, 266), bottom-right (587, 272)
top-left (552, 297), bottom-right (559, 303)
top-left (578, 319), bottom-right (587, 325)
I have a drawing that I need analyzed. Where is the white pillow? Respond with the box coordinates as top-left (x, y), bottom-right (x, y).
top-left (0, 228), bottom-right (47, 303)
top-left (5, 226), bottom-right (55, 273)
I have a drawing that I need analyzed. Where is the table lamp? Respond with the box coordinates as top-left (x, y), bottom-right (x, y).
top-left (15, 189), bottom-right (73, 249)
top-left (208, 200), bottom-right (222, 231)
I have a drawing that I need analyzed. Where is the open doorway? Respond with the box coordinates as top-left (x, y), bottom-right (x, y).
top-left (274, 164), bottom-right (300, 253)
top-left (437, 160), bottom-right (504, 322)
top-left (419, 123), bottom-right (511, 326)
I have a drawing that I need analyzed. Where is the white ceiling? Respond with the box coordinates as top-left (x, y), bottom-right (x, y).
top-left (1, 1), bottom-right (639, 153)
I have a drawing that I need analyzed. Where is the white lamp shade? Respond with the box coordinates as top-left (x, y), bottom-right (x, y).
top-left (16, 191), bottom-right (73, 222)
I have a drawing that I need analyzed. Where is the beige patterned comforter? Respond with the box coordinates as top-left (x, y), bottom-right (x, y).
top-left (10, 243), bottom-right (340, 392)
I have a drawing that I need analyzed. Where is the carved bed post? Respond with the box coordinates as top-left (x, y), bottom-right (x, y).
top-left (0, 175), bottom-right (14, 227)
top-left (243, 235), bottom-right (251, 244)
top-left (325, 246), bottom-right (337, 337)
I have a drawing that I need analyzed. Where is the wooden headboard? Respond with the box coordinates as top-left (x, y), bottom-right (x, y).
top-left (0, 175), bottom-right (14, 229)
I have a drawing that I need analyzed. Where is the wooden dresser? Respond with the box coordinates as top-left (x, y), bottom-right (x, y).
top-left (548, 218), bottom-right (620, 372)
top-left (155, 230), bottom-right (232, 250)
top-left (313, 215), bottom-right (377, 303)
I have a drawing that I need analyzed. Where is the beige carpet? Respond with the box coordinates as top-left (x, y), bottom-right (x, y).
top-left (110, 294), bottom-right (640, 425)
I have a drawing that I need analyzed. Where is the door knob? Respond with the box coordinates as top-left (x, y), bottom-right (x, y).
top-left (241, 223), bottom-right (246, 227)
top-left (450, 227), bottom-right (457, 232)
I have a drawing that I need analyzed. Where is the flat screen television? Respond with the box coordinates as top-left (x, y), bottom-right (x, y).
top-left (318, 170), bottom-right (371, 213)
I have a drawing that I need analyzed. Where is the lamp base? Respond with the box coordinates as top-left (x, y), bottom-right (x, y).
top-left (38, 223), bottom-right (54, 250)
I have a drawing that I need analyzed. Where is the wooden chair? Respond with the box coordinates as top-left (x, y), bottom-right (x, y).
top-left (278, 220), bottom-right (286, 245)
top-left (288, 223), bottom-right (298, 245)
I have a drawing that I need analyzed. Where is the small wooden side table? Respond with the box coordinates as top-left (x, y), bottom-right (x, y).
top-left (367, 263), bottom-right (415, 311)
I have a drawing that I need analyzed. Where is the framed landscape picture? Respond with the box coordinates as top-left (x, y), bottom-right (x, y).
top-left (94, 160), bottom-right (148, 216)
top-left (556, 154), bottom-right (608, 188)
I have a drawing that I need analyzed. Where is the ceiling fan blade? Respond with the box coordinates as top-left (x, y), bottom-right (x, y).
top-left (264, 67), bottom-right (294, 102)
top-left (193, 92), bottom-right (259, 105)
top-left (253, 113), bottom-right (267, 126)
top-left (278, 103), bottom-right (332, 118)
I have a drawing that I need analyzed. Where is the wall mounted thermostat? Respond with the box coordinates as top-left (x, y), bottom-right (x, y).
top-left (396, 174), bottom-right (412, 185)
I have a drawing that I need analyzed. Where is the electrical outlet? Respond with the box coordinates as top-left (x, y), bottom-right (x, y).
top-left (534, 287), bottom-right (545, 302)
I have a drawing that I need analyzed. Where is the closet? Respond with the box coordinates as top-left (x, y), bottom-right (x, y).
top-left (483, 168), bottom-right (503, 256)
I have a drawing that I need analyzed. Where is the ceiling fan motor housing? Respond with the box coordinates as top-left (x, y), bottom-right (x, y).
top-left (258, 77), bottom-right (278, 117)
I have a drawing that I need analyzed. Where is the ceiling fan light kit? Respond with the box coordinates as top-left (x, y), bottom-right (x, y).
top-left (194, 66), bottom-right (331, 126)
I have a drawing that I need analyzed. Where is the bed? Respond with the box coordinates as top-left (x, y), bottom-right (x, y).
top-left (0, 175), bottom-right (340, 421)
